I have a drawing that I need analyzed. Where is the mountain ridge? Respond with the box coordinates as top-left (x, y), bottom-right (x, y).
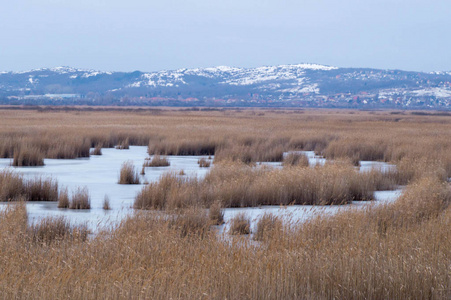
top-left (1, 64), bottom-right (451, 109)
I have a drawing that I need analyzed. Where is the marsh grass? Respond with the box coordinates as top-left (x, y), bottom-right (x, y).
top-left (103, 195), bottom-right (111, 210)
top-left (89, 144), bottom-right (102, 155)
top-left (29, 216), bottom-right (88, 245)
top-left (135, 163), bottom-right (394, 209)
top-left (115, 138), bottom-right (129, 150)
top-left (118, 160), bottom-right (140, 184)
top-left (0, 170), bottom-right (59, 202)
top-left (57, 187), bottom-right (70, 208)
top-left (253, 213), bottom-right (282, 241)
top-left (1, 108), bottom-right (451, 298)
top-left (197, 157), bottom-right (211, 168)
top-left (26, 176), bottom-right (58, 201)
top-left (69, 187), bottom-right (91, 209)
top-left (0, 169), bottom-right (25, 201)
top-left (0, 179), bottom-right (450, 298)
top-left (169, 207), bottom-right (210, 238)
top-left (229, 212), bottom-right (251, 235)
top-left (143, 155), bottom-right (170, 167)
top-left (12, 145), bottom-right (44, 166)
top-left (209, 200), bottom-right (224, 225)
top-left (282, 152), bottom-right (309, 167)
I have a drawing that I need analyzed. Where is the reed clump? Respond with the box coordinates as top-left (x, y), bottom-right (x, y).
top-left (143, 155), bottom-right (170, 167)
top-left (26, 176), bottom-right (58, 201)
top-left (118, 160), bottom-right (140, 184)
top-left (69, 187), bottom-right (91, 209)
top-left (29, 216), bottom-right (88, 245)
top-left (103, 195), bottom-right (111, 210)
top-left (0, 170), bottom-right (59, 202)
top-left (197, 157), bottom-right (211, 168)
top-left (169, 207), bottom-right (210, 238)
top-left (209, 200), bottom-right (224, 225)
top-left (57, 187), bottom-right (70, 208)
top-left (229, 213), bottom-right (251, 235)
top-left (12, 145), bottom-right (44, 166)
top-left (89, 144), bottom-right (102, 156)
top-left (115, 138), bottom-right (130, 150)
top-left (0, 169), bottom-right (25, 201)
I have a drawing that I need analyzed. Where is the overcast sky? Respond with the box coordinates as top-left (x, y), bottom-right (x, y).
top-left (1, 0), bottom-right (450, 72)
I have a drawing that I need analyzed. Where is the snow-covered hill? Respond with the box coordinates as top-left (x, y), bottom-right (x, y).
top-left (1, 64), bottom-right (451, 108)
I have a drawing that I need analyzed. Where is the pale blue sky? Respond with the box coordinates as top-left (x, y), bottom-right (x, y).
top-left (1, 0), bottom-right (450, 72)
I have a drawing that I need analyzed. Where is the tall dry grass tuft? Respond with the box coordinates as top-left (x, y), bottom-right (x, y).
top-left (103, 195), bottom-right (111, 210)
top-left (169, 207), bottom-right (210, 238)
top-left (209, 200), bottom-right (224, 225)
top-left (253, 213), bottom-right (282, 241)
top-left (29, 216), bottom-right (88, 245)
top-left (197, 157), bottom-right (211, 168)
top-left (143, 155), bottom-right (170, 167)
top-left (282, 152), bottom-right (309, 167)
top-left (1, 170), bottom-right (60, 202)
top-left (229, 213), bottom-right (251, 235)
top-left (118, 160), bottom-right (140, 184)
top-left (90, 144), bottom-right (102, 156)
top-left (12, 145), bottom-right (44, 166)
top-left (69, 187), bottom-right (91, 209)
top-left (0, 169), bottom-right (25, 201)
top-left (115, 138), bottom-right (130, 150)
top-left (26, 176), bottom-right (58, 201)
top-left (134, 173), bottom-right (199, 210)
top-left (57, 187), bottom-right (70, 208)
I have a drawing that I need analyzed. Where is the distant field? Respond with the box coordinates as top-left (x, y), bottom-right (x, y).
top-left (0, 107), bottom-right (450, 299)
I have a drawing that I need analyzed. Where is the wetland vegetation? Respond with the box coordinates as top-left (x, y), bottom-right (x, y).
top-left (0, 107), bottom-right (450, 299)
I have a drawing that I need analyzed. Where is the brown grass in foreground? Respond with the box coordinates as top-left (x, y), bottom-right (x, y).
top-left (0, 176), bottom-right (450, 299)
top-left (1, 108), bottom-right (451, 298)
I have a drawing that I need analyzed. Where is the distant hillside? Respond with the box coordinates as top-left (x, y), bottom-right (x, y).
top-left (1, 64), bottom-right (451, 109)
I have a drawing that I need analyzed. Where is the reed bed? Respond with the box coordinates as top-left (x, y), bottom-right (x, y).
top-left (0, 108), bottom-right (451, 298)
top-left (134, 162), bottom-right (394, 210)
top-left (0, 170), bottom-right (59, 202)
top-left (0, 177), bottom-right (450, 299)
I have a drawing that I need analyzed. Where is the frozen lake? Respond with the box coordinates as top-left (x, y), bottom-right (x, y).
top-left (0, 146), bottom-right (211, 230)
top-left (0, 146), bottom-right (401, 232)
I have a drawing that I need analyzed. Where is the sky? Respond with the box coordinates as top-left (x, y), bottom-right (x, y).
top-left (1, 0), bottom-right (450, 73)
